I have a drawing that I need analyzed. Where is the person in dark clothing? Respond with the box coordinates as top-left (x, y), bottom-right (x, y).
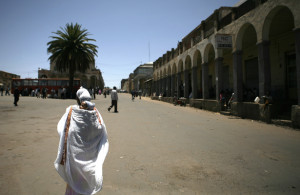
top-left (14, 88), bottom-right (20, 106)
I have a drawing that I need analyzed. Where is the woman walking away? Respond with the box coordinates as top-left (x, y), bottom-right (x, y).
top-left (54, 87), bottom-right (109, 195)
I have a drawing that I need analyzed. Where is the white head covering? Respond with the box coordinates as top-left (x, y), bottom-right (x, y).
top-left (76, 87), bottom-right (95, 109)
top-left (76, 87), bottom-right (91, 102)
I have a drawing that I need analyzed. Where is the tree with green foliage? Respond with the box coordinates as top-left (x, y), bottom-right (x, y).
top-left (47, 23), bottom-right (98, 98)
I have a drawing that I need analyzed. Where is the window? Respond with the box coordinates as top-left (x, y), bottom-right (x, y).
top-left (57, 80), bottom-right (62, 86)
top-left (62, 80), bottom-right (69, 87)
top-left (48, 80), bottom-right (56, 86)
top-left (74, 80), bottom-right (80, 86)
top-left (40, 80), bottom-right (47, 86)
top-left (32, 80), bottom-right (38, 86)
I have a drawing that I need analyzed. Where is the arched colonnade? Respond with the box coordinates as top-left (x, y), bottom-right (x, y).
top-left (153, 2), bottom-right (300, 111)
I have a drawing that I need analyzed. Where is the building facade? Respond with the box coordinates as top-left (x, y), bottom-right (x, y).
top-left (153, 0), bottom-right (300, 128)
top-left (132, 62), bottom-right (153, 94)
top-left (0, 71), bottom-right (20, 90)
top-left (121, 78), bottom-right (129, 92)
top-left (123, 63), bottom-right (153, 94)
top-left (38, 62), bottom-right (104, 90)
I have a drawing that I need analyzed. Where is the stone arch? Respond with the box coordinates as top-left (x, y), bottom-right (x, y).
top-left (178, 60), bottom-right (184, 72)
top-left (235, 23), bottom-right (259, 102)
top-left (172, 63), bottom-right (177, 75)
top-left (159, 70), bottom-right (163, 95)
top-left (264, 6), bottom-right (296, 103)
top-left (236, 23), bottom-right (258, 51)
top-left (262, 6), bottom-right (295, 41)
top-left (166, 65), bottom-right (172, 96)
top-left (178, 60), bottom-right (184, 97)
top-left (172, 63), bottom-right (177, 97)
top-left (162, 68), bottom-right (167, 96)
top-left (184, 55), bottom-right (192, 70)
top-left (204, 43), bottom-right (216, 99)
top-left (167, 65), bottom-right (171, 76)
top-left (163, 68), bottom-right (167, 77)
top-left (193, 49), bottom-right (202, 98)
top-left (184, 55), bottom-right (192, 97)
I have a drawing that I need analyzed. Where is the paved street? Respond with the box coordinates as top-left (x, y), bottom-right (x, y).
top-left (0, 93), bottom-right (300, 194)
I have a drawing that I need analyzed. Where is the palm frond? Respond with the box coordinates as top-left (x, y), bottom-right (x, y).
top-left (47, 23), bottom-right (98, 96)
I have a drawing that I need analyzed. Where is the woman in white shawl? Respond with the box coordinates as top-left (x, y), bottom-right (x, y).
top-left (54, 87), bottom-right (109, 195)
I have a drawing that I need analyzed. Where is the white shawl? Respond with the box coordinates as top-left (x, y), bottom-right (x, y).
top-left (54, 105), bottom-right (109, 195)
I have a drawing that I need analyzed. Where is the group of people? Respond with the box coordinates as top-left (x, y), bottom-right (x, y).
top-left (131, 90), bottom-right (142, 101)
top-left (219, 89), bottom-right (235, 110)
top-left (0, 86), bottom-right (10, 96)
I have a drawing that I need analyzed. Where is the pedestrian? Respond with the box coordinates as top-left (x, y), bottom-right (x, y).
top-left (262, 90), bottom-right (272, 111)
top-left (62, 87), bottom-right (66, 99)
top-left (14, 88), bottom-right (20, 106)
top-left (108, 86), bottom-right (118, 113)
top-left (5, 87), bottom-right (10, 96)
top-left (42, 87), bottom-right (47, 99)
top-left (93, 88), bottom-right (96, 99)
top-left (1, 86), bottom-right (4, 96)
top-left (131, 91), bottom-right (135, 101)
top-left (54, 86), bottom-right (109, 195)
top-left (227, 93), bottom-right (234, 109)
top-left (35, 88), bottom-right (40, 98)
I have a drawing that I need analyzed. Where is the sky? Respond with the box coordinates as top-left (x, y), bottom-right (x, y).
top-left (0, 0), bottom-right (240, 88)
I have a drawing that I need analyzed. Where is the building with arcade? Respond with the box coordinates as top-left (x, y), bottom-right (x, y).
top-left (152, 0), bottom-right (300, 128)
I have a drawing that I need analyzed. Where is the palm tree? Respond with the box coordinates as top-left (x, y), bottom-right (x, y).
top-left (47, 23), bottom-right (98, 98)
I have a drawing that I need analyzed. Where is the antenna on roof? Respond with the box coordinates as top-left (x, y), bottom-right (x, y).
top-left (148, 41), bottom-right (151, 62)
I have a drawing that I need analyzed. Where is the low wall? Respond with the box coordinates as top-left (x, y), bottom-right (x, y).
top-left (292, 105), bottom-right (300, 129)
top-left (231, 102), bottom-right (272, 123)
top-left (190, 99), bottom-right (220, 112)
top-left (151, 96), bottom-right (175, 104)
top-left (151, 96), bottom-right (299, 129)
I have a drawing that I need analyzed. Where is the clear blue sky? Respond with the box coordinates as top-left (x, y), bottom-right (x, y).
top-left (0, 0), bottom-right (240, 88)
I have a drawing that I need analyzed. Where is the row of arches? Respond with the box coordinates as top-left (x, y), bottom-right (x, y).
top-left (153, 4), bottom-right (299, 108)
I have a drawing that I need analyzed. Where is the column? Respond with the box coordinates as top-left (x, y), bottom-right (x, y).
top-left (192, 66), bottom-right (198, 98)
top-left (215, 57), bottom-right (223, 101)
top-left (202, 63), bottom-right (209, 99)
top-left (154, 79), bottom-right (157, 95)
top-left (168, 76), bottom-right (171, 97)
top-left (152, 80), bottom-right (156, 96)
top-left (295, 28), bottom-right (300, 105)
top-left (163, 77), bottom-right (167, 96)
top-left (170, 74), bottom-right (174, 97)
top-left (184, 70), bottom-right (189, 98)
top-left (257, 41), bottom-right (271, 98)
top-left (165, 76), bottom-right (169, 97)
top-left (162, 77), bottom-right (165, 95)
top-left (158, 78), bottom-right (161, 95)
top-left (233, 50), bottom-right (243, 102)
top-left (177, 72), bottom-right (181, 98)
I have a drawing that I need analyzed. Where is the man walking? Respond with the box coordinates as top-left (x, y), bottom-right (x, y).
top-left (108, 86), bottom-right (118, 113)
top-left (14, 88), bottom-right (20, 106)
